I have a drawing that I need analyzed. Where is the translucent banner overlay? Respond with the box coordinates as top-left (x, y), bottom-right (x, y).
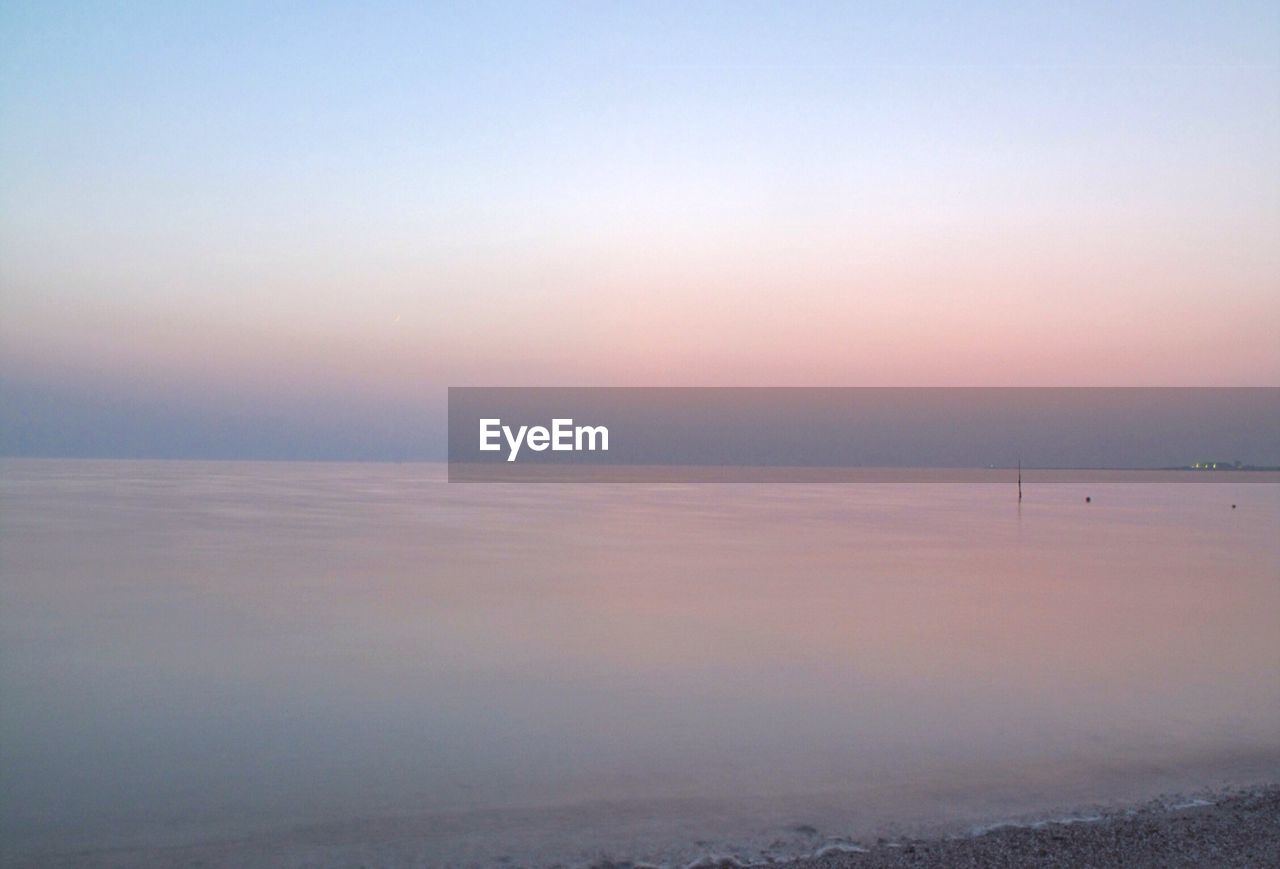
top-left (447, 387), bottom-right (1280, 482)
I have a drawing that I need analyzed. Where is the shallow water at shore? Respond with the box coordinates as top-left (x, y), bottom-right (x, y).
top-left (2, 460), bottom-right (1277, 865)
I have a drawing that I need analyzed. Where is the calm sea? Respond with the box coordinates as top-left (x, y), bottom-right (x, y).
top-left (2, 460), bottom-right (1277, 866)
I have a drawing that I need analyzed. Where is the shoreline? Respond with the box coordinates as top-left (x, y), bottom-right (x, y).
top-left (6, 786), bottom-right (1279, 867)
top-left (757, 786), bottom-right (1280, 869)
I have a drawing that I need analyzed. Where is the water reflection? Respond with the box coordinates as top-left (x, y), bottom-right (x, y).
top-left (1, 460), bottom-right (1277, 865)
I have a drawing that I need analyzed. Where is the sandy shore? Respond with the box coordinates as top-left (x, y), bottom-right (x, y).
top-left (766, 787), bottom-right (1280, 869)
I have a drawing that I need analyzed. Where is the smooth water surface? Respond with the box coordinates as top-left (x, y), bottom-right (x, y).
top-left (1, 460), bottom-right (1277, 865)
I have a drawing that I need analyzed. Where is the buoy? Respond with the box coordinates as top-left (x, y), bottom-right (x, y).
top-left (1232, 504), bottom-right (1237, 509)
top-left (1085, 496), bottom-right (1091, 503)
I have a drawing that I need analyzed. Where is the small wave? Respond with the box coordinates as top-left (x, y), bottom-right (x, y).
top-left (969, 814), bottom-right (1104, 836)
top-left (812, 842), bottom-right (871, 857)
top-left (677, 837), bottom-right (870, 869)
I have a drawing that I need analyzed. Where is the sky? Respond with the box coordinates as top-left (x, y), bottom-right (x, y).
top-left (1, 2), bottom-right (1278, 458)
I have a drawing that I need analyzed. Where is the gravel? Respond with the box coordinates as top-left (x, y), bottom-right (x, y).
top-left (778, 787), bottom-right (1280, 869)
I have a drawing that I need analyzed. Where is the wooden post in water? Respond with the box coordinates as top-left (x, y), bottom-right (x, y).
top-left (1017, 459), bottom-right (1022, 502)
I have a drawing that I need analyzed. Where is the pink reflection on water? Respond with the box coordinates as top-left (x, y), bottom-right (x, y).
top-left (1, 461), bottom-right (1277, 864)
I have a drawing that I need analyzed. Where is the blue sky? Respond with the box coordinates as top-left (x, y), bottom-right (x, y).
top-left (2, 2), bottom-right (1278, 457)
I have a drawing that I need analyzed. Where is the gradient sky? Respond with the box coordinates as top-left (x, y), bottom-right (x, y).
top-left (2, 2), bottom-right (1278, 458)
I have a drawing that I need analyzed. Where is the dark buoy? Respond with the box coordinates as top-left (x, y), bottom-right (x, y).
top-left (1085, 496), bottom-right (1092, 503)
top-left (1232, 504), bottom-right (1237, 509)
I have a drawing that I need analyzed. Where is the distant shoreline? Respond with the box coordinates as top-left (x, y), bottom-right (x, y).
top-left (3, 456), bottom-right (1279, 473)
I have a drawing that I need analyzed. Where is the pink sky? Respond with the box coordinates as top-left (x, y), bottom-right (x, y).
top-left (1, 3), bottom-right (1277, 456)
